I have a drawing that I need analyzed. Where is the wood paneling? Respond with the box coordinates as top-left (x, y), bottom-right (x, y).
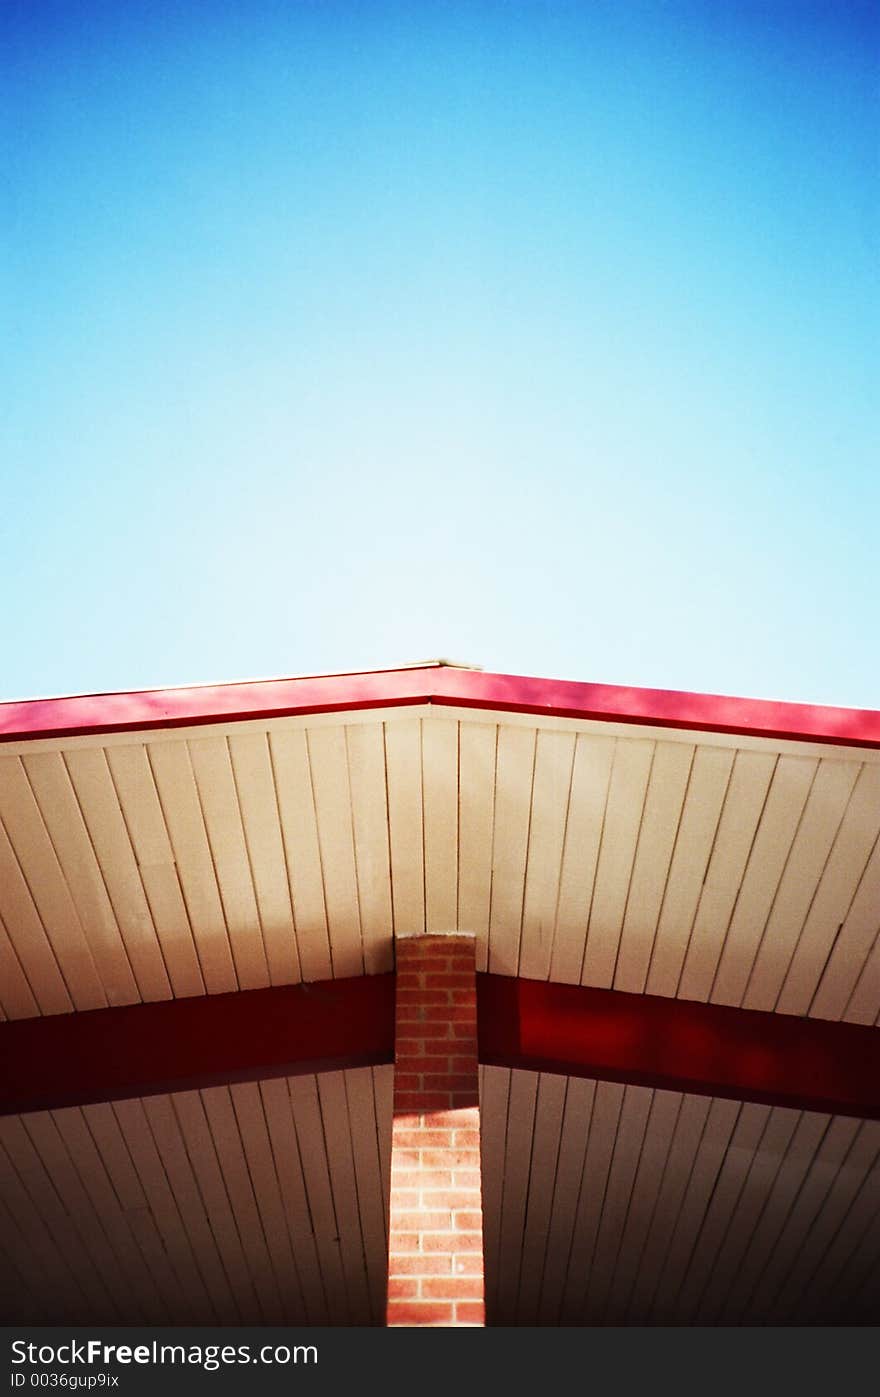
top-left (0, 1068), bottom-right (392, 1326)
top-left (481, 1067), bottom-right (879, 1326)
top-left (1, 714), bottom-right (877, 1026)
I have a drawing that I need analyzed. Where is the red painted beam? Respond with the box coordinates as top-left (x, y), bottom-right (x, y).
top-left (2, 666), bottom-right (878, 749)
top-left (477, 976), bottom-right (880, 1122)
top-left (2, 973), bottom-right (878, 1120)
top-left (0, 975), bottom-right (395, 1116)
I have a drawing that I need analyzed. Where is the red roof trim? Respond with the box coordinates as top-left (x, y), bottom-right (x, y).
top-left (478, 976), bottom-right (880, 1122)
top-left (0, 975), bottom-right (395, 1116)
top-left (2, 973), bottom-right (878, 1121)
top-left (1, 666), bottom-right (878, 748)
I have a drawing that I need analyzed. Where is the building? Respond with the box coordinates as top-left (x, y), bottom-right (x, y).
top-left (0, 661), bottom-right (878, 1326)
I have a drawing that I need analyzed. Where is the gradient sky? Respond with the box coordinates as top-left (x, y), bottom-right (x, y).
top-left (2, 0), bottom-right (878, 707)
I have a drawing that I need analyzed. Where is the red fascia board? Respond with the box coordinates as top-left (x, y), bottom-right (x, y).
top-left (477, 976), bottom-right (880, 1122)
top-left (2, 973), bottom-right (878, 1121)
top-left (1, 667), bottom-right (879, 748)
top-left (0, 975), bottom-right (395, 1116)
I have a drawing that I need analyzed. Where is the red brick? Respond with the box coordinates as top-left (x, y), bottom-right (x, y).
top-left (455, 1302), bottom-right (486, 1324)
top-left (387, 1301), bottom-right (454, 1326)
top-left (452, 1253), bottom-right (485, 1274)
top-left (393, 1092), bottom-right (452, 1112)
top-left (389, 1148), bottom-right (421, 1169)
top-left (390, 1254), bottom-right (451, 1277)
top-left (453, 1129), bottom-right (481, 1148)
top-left (395, 972), bottom-right (426, 988)
top-left (393, 1211), bottom-right (452, 1232)
top-left (391, 1130), bottom-right (453, 1149)
top-left (391, 1169), bottom-right (453, 1191)
top-left (388, 935), bottom-right (482, 1329)
top-left (387, 1277), bottom-right (420, 1299)
top-left (449, 1091), bottom-right (480, 1108)
top-left (421, 1232), bottom-right (483, 1253)
top-left (420, 1149), bottom-right (479, 1170)
top-left (453, 1212), bottom-right (483, 1231)
top-left (450, 981), bottom-right (476, 995)
top-left (389, 1233), bottom-right (420, 1252)
top-left (392, 1073), bottom-right (421, 1091)
top-left (394, 1056), bottom-right (453, 1076)
top-left (421, 1277), bottom-right (485, 1300)
top-left (395, 989), bottom-right (450, 1005)
top-left (429, 974), bottom-right (477, 988)
top-left (422, 1190), bottom-right (481, 1210)
top-left (421, 1109), bottom-right (473, 1129)
top-left (422, 1074), bottom-right (479, 1091)
top-left (453, 1170), bottom-right (482, 1189)
top-left (416, 1004), bottom-right (476, 1023)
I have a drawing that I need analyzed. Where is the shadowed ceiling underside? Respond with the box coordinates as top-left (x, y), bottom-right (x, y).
top-left (2, 1065), bottom-right (877, 1327)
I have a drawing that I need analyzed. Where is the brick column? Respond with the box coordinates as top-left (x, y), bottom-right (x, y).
top-left (385, 933), bottom-right (485, 1327)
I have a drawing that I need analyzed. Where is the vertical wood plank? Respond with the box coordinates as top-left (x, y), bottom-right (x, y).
top-left (64, 748), bottom-right (175, 1001)
top-left (421, 718), bottom-right (459, 935)
top-left (581, 1084), bottom-right (655, 1321)
top-left (794, 816), bottom-right (880, 1020)
top-left (623, 1092), bottom-right (713, 1321)
top-left (488, 726), bottom-right (537, 977)
top-left (644, 747), bottom-right (734, 998)
top-left (198, 1085), bottom-right (285, 1322)
top-left (166, 1089), bottom-right (272, 1318)
top-left (518, 732), bottom-right (576, 982)
top-left (187, 738), bottom-right (271, 991)
top-left (0, 758), bottom-right (105, 1009)
top-left (257, 1077), bottom-right (329, 1325)
top-left (613, 743), bottom-right (694, 994)
top-left (0, 910), bottom-right (40, 1019)
top-left (602, 1088), bottom-right (683, 1323)
top-left (286, 1074), bottom-right (350, 1322)
top-left (558, 1080), bottom-right (625, 1322)
top-left (345, 725), bottom-right (393, 974)
top-left (536, 1076), bottom-right (596, 1323)
top-left (49, 1106), bottom-right (168, 1323)
top-left (495, 1069), bottom-right (538, 1323)
top-left (514, 1072), bottom-right (567, 1323)
top-left (742, 760), bottom-right (861, 1011)
top-left (228, 731), bottom-right (301, 986)
top-left (710, 756), bottom-right (817, 1007)
top-left (739, 1114), bottom-right (861, 1322)
top-left (23, 752), bottom-right (140, 1006)
top-left (478, 1064), bottom-right (510, 1321)
top-left (307, 727), bottom-right (363, 979)
top-left (647, 1096), bottom-right (741, 1322)
top-left (107, 746), bottom-right (220, 993)
top-left (106, 1098), bottom-right (220, 1323)
top-left (549, 735), bottom-right (616, 985)
top-left (457, 723), bottom-right (496, 970)
top-left (581, 740), bottom-right (654, 989)
top-left (137, 1094), bottom-right (243, 1323)
top-left (81, 1100), bottom-right (200, 1322)
top-left (0, 822), bottom-right (71, 1015)
top-left (269, 730), bottom-right (332, 983)
top-left (677, 750), bottom-right (776, 1002)
top-left (343, 1066), bottom-right (388, 1324)
top-left (384, 719), bottom-right (425, 940)
top-left (316, 1070), bottom-right (372, 1324)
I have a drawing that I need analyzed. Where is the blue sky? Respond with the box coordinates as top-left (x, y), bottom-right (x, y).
top-left (2, 0), bottom-right (877, 706)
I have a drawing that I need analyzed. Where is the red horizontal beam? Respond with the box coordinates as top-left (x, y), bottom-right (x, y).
top-left (477, 976), bottom-right (880, 1122)
top-left (2, 666), bottom-right (878, 748)
top-left (0, 975), bottom-right (395, 1116)
top-left (2, 973), bottom-right (878, 1120)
